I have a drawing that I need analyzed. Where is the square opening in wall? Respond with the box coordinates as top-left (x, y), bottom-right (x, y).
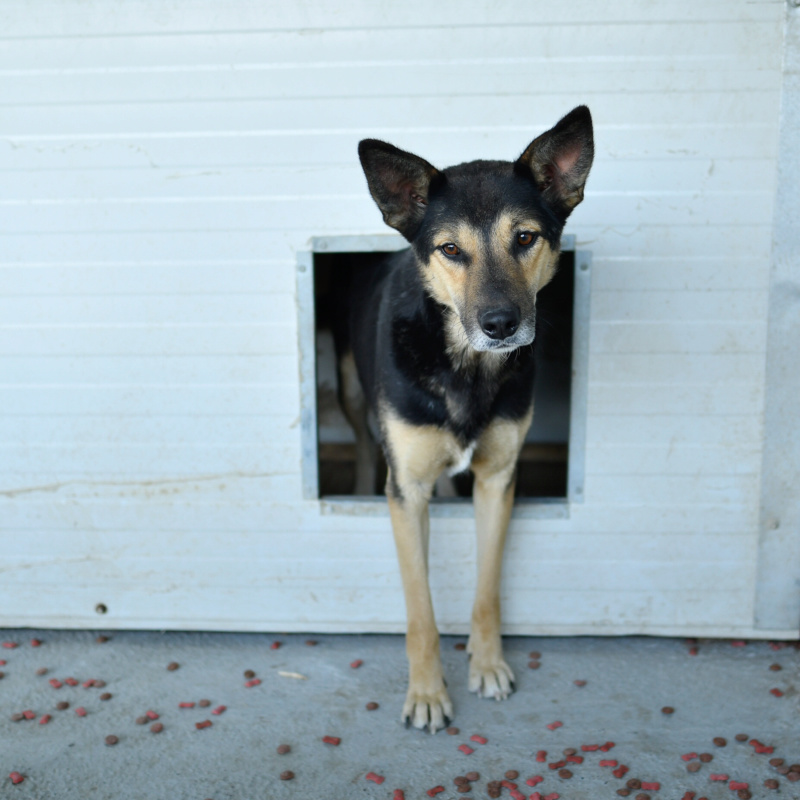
top-left (307, 239), bottom-right (586, 503)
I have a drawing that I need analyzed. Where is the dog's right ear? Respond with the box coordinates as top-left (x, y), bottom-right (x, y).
top-left (358, 140), bottom-right (442, 240)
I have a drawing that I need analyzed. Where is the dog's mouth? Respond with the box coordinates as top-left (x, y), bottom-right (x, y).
top-left (467, 323), bottom-right (536, 353)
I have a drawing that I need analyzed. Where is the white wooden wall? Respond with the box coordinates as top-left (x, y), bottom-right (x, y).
top-left (1, 0), bottom-right (793, 637)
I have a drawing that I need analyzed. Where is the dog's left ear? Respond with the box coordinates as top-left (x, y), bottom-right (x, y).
top-left (516, 105), bottom-right (594, 219)
top-left (358, 139), bottom-right (443, 240)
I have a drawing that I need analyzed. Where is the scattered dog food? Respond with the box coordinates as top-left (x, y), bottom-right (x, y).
top-left (546, 721), bottom-right (563, 730)
top-left (366, 772), bottom-right (385, 784)
top-left (244, 678), bottom-right (261, 687)
top-left (56, 701), bottom-right (69, 711)
top-left (279, 770), bottom-right (294, 781)
top-left (166, 662), bottom-right (179, 671)
top-left (322, 735), bottom-right (341, 746)
top-left (75, 707), bottom-right (87, 717)
top-left (195, 720), bottom-right (212, 730)
top-left (198, 699), bottom-right (211, 707)
top-left (179, 702), bottom-right (196, 709)
top-left (350, 659), bottom-right (363, 668)
top-left (39, 714), bottom-right (51, 725)
top-left (276, 744), bottom-right (291, 755)
top-left (366, 701), bottom-right (379, 710)
top-left (446, 727), bottom-right (460, 735)
top-left (458, 745), bottom-right (474, 755)
top-left (470, 735), bottom-right (488, 744)
top-left (574, 679), bottom-right (587, 686)
top-left (104, 735), bottom-right (119, 746)
top-left (243, 669), bottom-right (256, 679)
top-left (9, 772), bottom-right (24, 785)
top-left (270, 642), bottom-right (281, 650)
top-left (713, 737), bottom-right (727, 747)
top-left (150, 723), bottom-right (163, 733)
top-left (661, 706), bottom-right (675, 715)
top-left (427, 786), bottom-right (445, 796)
top-left (212, 706), bottom-right (226, 715)
top-left (100, 693), bottom-right (112, 701)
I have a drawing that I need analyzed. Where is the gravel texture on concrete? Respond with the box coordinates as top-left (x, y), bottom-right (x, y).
top-left (1, 630), bottom-right (798, 799)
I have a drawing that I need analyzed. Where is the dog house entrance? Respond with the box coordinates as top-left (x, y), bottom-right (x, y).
top-left (299, 235), bottom-right (589, 506)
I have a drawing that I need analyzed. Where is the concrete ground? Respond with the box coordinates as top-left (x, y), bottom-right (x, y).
top-left (1, 630), bottom-right (798, 800)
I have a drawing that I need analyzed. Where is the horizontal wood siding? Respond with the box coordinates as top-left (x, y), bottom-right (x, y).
top-left (0, 0), bottom-right (790, 636)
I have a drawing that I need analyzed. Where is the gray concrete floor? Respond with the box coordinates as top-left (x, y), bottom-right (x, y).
top-left (1, 630), bottom-right (798, 799)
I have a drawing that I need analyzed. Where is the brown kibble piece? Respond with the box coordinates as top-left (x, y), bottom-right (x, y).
top-left (488, 791), bottom-right (500, 799)
top-left (104, 735), bottom-right (119, 746)
top-left (627, 780), bottom-right (642, 790)
top-left (735, 733), bottom-right (748, 742)
top-left (279, 770), bottom-right (294, 781)
top-left (617, 791), bottom-right (631, 798)
top-left (769, 663), bottom-right (782, 671)
top-left (787, 772), bottom-right (800, 782)
top-left (96, 635), bottom-right (109, 643)
top-left (36, 667), bottom-right (48, 676)
top-left (305, 639), bottom-right (317, 646)
top-left (56, 701), bottom-right (69, 711)
top-left (94, 680), bottom-right (106, 688)
top-left (764, 779), bottom-right (779, 789)
top-left (529, 651), bottom-right (541, 659)
top-left (661, 706), bottom-right (675, 714)
top-left (528, 660), bottom-right (541, 669)
top-left (635, 794), bottom-right (650, 800)
top-left (136, 716), bottom-right (148, 725)
top-left (454, 642), bottom-right (467, 651)
top-left (166, 662), bottom-right (179, 671)
top-left (713, 737), bottom-right (727, 747)
top-left (791, 765), bottom-right (800, 773)
top-left (505, 771), bottom-right (519, 780)
top-left (487, 781), bottom-right (501, 790)
top-left (769, 758), bottom-right (784, 767)
top-left (737, 792), bottom-right (751, 800)
top-left (465, 772), bottom-right (480, 781)
top-left (687, 763), bottom-right (702, 773)
top-left (457, 786), bottom-right (471, 794)
top-left (276, 744), bottom-right (291, 755)
top-left (11, 713), bottom-right (24, 722)
top-left (559, 769), bottom-right (573, 779)
top-left (777, 766), bottom-right (789, 775)
top-left (100, 693), bottom-right (112, 701)
top-left (446, 726), bottom-right (459, 735)
top-left (150, 722), bottom-right (163, 733)
top-left (563, 747), bottom-right (577, 756)
top-left (699, 753), bottom-right (713, 763)
top-left (198, 699), bottom-right (211, 708)
top-left (244, 669), bottom-right (256, 679)
top-left (365, 702), bottom-right (379, 710)
top-left (454, 776), bottom-right (469, 786)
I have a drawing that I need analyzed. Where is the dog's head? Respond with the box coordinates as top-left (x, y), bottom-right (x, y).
top-left (358, 106), bottom-right (593, 353)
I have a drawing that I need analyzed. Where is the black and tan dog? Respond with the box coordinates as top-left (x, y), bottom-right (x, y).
top-left (337, 106), bottom-right (593, 732)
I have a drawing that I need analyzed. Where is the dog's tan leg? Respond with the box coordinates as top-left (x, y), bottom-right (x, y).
top-left (467, 408), bottom-right (533, 700)
top-left (383, 413), bottom-right (455, 732)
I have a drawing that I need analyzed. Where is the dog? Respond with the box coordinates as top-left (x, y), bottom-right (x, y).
top-left (336, 106), bottom-right (594, 732)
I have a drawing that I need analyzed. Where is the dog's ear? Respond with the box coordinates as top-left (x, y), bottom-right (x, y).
top-left (516, 105), bottom-right (594, 219)
top-left (358, 139), bottom-right (442, 240)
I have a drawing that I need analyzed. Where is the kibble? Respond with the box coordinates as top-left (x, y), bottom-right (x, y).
top-left (713, 737), bottom-right (727, 747)
top-left (100, 693), bottom-right (112, 701)
top-left (627, 780), bottom-right (642, 790)
top-left (279, 770), bottom-right (294, 781)
top-left (456, 786), bottom-right (471, 794)
top-left (195, 720), bottom-right (212, 730)
top-left (737, 792), bottom-right (751, 800)
top-left (454, 776), bottom-right (469, 786)
top-left (56, 701), bottom-right (69, 710)
top-left (558, 769), bottom-right (573, 779)
top-left (769, 758), bottom-right (784, 767)
top-left (465, 772), bottom-right (480, 781)
top-left (446, 726), bottom-right (460, 735)
top-left (528, 660), bottom-right (541, 669)
top-left (573, 679), bottom-right (587, 686)
top-left (150, 723), bottom-right (163, 733)
top-left (136, 716), bottom-right (148, 725)
top-left (769, 663), bottom-right (782, 671)
top-left (661, 706), bottom-right (675, 715)
top-left (36, 667), bottom-right (48, 676)
top-left (699, 753), bottom-right (713, 763)
top-left (305, 639), bottom-right (317, 646)
top-left (9, 772), bottom-right (24, 785)
top-left (529, 651), bottom-right (541, 659)
top-left (166, 661), bottom-right (179, 671)
top-left (277, 744), bottom-right (291, 755)
top-left (454, 642), bottom-right (466, 651)
top-left (365, 701), bottom-right (379, 710)
top-left (787, 772), bottom-right (800, 782)
top-left (96, 635), bottom-right (110, 643)
top-left (322, 735), bottom-right (340, 745)
top-left (244, 669), bottom-right (256, 679)
top-left (687, 763), bottom-right (702, 773)
top-left (198, 699), bottom-right (211, 708)
top-left (735, 733), bottom-right (749, 742)
top-left (350, 659), bottom-right (363, 668)
top-left (617, 791), bottom-right (631, 798)
top-left (104, 735), bottom-right (118, 746)
top-left (635, 795), bottom-right (650, 800)
top-left (764, 779), bottom-right (779, 789)
top-left (505, 771), bottom-right (519, 780)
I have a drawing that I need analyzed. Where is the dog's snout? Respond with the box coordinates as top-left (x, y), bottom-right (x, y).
top-left (479, 306), bottom-right (521, 340)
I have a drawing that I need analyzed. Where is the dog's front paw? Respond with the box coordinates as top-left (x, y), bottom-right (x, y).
top-left (401, 683), bottom-right (454, 733)
top-left (468, 656), bottom-right (515, 700)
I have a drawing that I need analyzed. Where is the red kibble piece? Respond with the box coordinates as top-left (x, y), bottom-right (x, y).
top-left (530, 794), bottom-right (543, 800)
top-left (544, 794), bottom-right (560, 800)
top-left (526, 776), bottom-right (544, 786)
top-left (427, 786), bottom-right (445, 797)
top-left (2, 642), bottom-right (18, 649)
top-left (688, 646), bottom-right (699, 655)
top-left (641, 783), bottom-right (660, 791)
top-left (573, 679), bottom-right (587, 686)
top-left (305, 639), bottom-right (317, 646)
top-left (393, 792), bottom-right (405, 800)
top-left (179, 702), bottom-right (196, 708)
top-left (82, 680), bottom-right (94, 688)
top-left (501, 780), bottom-right (518, 790)
top-left (600, 760), bottom-right (619, 767)
top-left (681, 794), bottom-right (697, 800)
top-left (65, 677), bottom-right (78, 686)
top-left (710, 774), bottom-right (729, 781)
top-left (30, 639), bottom-right (42, 647)
top-left (566, 755), bottom-right (583, 764)
top-left (546, 720), bottom-right (563, 730)
top-left (39, 714), bottom-right (51, 725)
top-left (510, 790), bottom-right (526, 800)
top-left (270, 641), bottom-right (281, 650)
top-left (458, 744), bottom-right (474, 755)
top-left (470, 734), bottom-right (488, 744)
top-left (9, 772), bottom-right (24, 785)
top-left (0, 660), bottom-right (5, 665)
top-left (195, 720), bottom-right (212, 729)
top-left (729, 782), bottom-right (748, 791)
top-left (23, 710), bottom-right (36, 720)
top-left (350, 659), bottom-right (363, 669)
top-left (536, 750), bottom-right (547, 762)
top-left (769, 688), bottom-right (784, 697)
top-left (244, 678), bottom-right (261, 687)
top-left (365, 772), bottom-right (385, 785)
top-left (682, 753), bottom-right (699, 761)
top-left (146, 710), bottom-right (159, 720)
top-left (322, 735), bottom-right (341, 745)
top-left (49, 678), bottom-right (63, 689)
top-left (582, 744), bottom-right (600, 751)
top-left (212, 705), bottom-right (226, 715)
top-left (731, 640), bottom-right (746, 647)
top-left (528, 660), bottom-right (541, 669)
top-left (613, 766), bottom-right (631, 779)
top-left (548, 761), bottom-right (566, 770)
top-left (601, 741), bottom-right (617, 752)
top-left (75, 707), bottom-right (87, 717)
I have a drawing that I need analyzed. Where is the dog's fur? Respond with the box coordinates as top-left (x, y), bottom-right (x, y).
top-left (337, 107), bottom-right (594, 732)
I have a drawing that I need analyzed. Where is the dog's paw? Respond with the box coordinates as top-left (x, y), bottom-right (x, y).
top-left (401, 685), bottom-right (454, 733)
top-left (468, 657), bottom-right (515, 700)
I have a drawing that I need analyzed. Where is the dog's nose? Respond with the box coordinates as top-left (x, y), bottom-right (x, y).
top-left (480, 306), bottom-right (521, 340)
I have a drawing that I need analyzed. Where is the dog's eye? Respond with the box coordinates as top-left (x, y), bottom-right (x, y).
top-left (517, 232), bottom-right (538, 247)
top-left (441, 243), bottom-right (460, 257)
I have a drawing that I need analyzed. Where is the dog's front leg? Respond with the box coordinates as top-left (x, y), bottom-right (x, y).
top-left (383, 415), bottom-right (454, 732)
top-left (468, 411), bottom-right (532, 700)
